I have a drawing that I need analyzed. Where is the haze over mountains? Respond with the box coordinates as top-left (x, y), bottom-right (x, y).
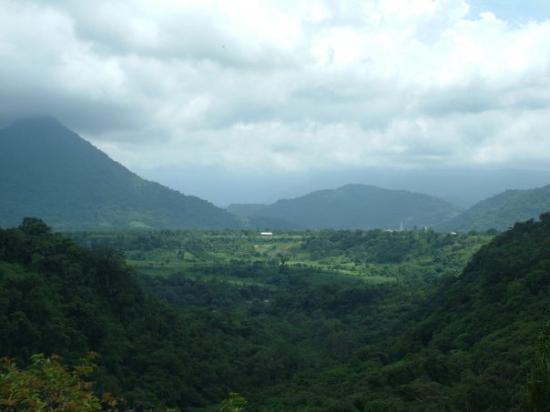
top-left (148, 165), bottom-right (550, 208)
top-left (439, 184), bottom-right (550, 232)
top-left (0, 118), bottom-right (241, 230)
top-left (229, 185), bottom-right (461, 230)
top-left (229, 182), bottom-right (550, 232)
top-left (3, 117), bottom-right (550, 233)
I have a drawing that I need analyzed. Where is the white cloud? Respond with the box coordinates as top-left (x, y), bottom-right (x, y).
top-left (1, 0), bottom-right (550, 175)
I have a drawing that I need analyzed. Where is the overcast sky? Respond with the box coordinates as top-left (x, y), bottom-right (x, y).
top-left (2, 0), bottom-right (550, 205)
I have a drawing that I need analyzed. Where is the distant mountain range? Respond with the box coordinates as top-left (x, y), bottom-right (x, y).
top-left (230, 183), bottom-right (550, 233)
top-left (3, 117), bottom-right (550, 232)
top-left (437, 184), bottom-right (550, 232)
top-left (0, 118), bottom-right (241, 230)
top-left (228, 184), bottom-right (462, 230)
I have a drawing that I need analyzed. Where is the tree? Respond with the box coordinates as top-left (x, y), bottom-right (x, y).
top-left (523, 323), bottom-right (550, 411)
top-left (0, 353), bottom-right (108, 411)
top-left (19, 217), bottom-right (51, 236)
top-left (219, 392), bottom-right (247, 412)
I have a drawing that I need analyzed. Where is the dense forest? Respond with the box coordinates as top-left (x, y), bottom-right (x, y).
top-left (1, 217), bottom-right (549, 410)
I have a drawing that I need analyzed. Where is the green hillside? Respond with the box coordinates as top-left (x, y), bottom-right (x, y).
top-left (1, 217), bottom-right (549, 410)
top-left (233, 184), bottom-right (461, 230)
top-left (0, 218), bottom-right (278, 410)
top-left (245, 216), bottom-right (550, 410)
top-left (0, 118), bottom-right (241, 230)
top-left (438, 184), bottom-right (550, 232)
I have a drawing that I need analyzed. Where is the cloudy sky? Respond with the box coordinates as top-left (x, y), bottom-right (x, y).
top-left (2, 0), bottom-right (550, 205)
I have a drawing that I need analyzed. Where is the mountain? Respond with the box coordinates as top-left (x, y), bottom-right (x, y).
top-left (230, 184), bottom-right (461, 230)
top-left (144, 165), bottom-right (550, 208)
top-left (0, 117), bottom-right (241, 230)
top-left (226, 203), bottom-right (267, 219)
top-left (437, 184), bottom-right (550, 232)
top-left (226, 203), bottom-right (296, 229)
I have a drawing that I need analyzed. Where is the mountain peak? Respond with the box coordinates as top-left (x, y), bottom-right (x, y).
top-left (3, 117), bottom-right (75, 145)
top-left (235, 184), bottom-right (460, 230)
top-left (10, 116), bottom-right (66, 130)
top-left (0, 120), bottom-right (241, 230)
top-left (338, 183), bottom-right (385, 192)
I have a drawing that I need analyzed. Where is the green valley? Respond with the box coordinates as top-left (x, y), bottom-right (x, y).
top-left (3, 217), bottom-right (550, 410)
top-left (4, 2), bottom-right (550, 410)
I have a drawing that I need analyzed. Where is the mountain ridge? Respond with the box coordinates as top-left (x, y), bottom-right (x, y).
top-left (228, 183), bottom-right (462, 230)
top-left (0, 117), bottom-right (242, 230)
top-left (437, 184), bottom-right (550, 232)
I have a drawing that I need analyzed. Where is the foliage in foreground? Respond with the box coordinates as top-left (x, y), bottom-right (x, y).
top-left (523, 323), bottom-right (550, 411)
top-left (0, 353), bottom-right (105, 411)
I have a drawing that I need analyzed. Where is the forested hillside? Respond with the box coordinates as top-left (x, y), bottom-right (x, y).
top-left (0, 118), bottom-right (241, 230)
top-left (254, 215), bottom-right (550, 410)
top-left (0, 218), bottom-right (258, 409)
top-left (228, 184), bottom-right (461, 230)
top-left (438, 184), bottom-right (550, 232)
top-left (1, 217), bottom-right (549, 410)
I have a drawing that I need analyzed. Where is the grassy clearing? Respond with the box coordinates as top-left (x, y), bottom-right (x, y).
top-left (69, 230), bottom-right (492, 291)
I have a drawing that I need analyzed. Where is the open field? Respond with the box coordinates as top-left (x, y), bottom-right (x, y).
top-left (70, 229), bottom-right (492, 289)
